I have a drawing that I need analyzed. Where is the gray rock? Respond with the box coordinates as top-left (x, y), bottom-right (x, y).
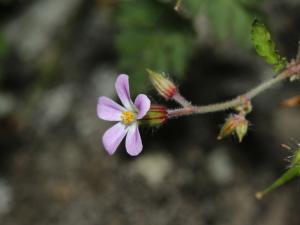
top-left (3, 0), bottom-right (83, 62)
top-left (130, 152), bottom-right (173, 188)
top-left (0, 93), bottom-right (15, 116)
top-left (91, 66), bottom-right (117, 98)
top-left (273, 107), bottom-right (300, 141)
top-left (34, 84), bottom-right (74, 131)
top-left (207, 147), bottom-right (234, 185)
top-left (0, 179), bottom-right (12, 217)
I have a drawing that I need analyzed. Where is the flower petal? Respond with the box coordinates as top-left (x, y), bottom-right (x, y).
top-left (125, 123), bottom-right (143, 156)
top-left (134, 94), bottom-right (151, 119)
top-left (115, 74), bottom-right (134, 110)
top-left (97, 96), bottom-right (125, 121)
top-left (102, 122), bottom-right (127, 155)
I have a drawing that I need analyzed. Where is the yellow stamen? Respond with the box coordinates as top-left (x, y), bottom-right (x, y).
top-left (121, 111), bottom-right (136, 125)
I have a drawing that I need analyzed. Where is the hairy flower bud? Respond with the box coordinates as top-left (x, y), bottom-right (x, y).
top-left (218, 115), bottom-right (238, 140)
top-left (140, 104), bottom-right (168, 126)
top-left (235, 119), bottom-right (248, 143)
top-left (146, 69), bottom-right (177, 100)
top-left (218, 114), bottom-right (249, 142)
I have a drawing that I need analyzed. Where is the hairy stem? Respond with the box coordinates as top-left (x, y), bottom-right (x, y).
top-left (172, 92), bottom-right (191, 107)
top-left (168, 62), bottom-right (299, 118)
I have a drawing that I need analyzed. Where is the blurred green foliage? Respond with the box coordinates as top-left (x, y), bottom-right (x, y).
top-left (0, 34), bottom-right (8, 80)
top-left (251, 19), bottom-right (287, 72)
top-left (116, 0), bottom-right (263, 92)
top-left (0, 0), bottom-right (17, 6)
top-left (116, 0), bottom-right (193, 92)
top-left (185, 0), bottom-right (261, 45)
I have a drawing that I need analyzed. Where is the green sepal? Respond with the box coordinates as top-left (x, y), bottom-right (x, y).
top-left (139, 104), bottom-right (168, 127)
top-left (251, 19), bottom-right (288, 72)
top-left (256, 165), bottom-right (300, 199)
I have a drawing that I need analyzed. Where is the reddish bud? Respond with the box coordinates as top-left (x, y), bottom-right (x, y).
top-left (141, 104), bottom-right (168, 126)
top-left (147, 69), bottom-right (177, 100)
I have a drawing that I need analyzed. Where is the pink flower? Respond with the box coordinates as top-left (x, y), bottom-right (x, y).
top-left (97, 74), bottom-right (151, 156)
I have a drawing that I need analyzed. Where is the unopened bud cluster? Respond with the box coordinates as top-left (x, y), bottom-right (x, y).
top-left (218, 97), bottom-right (252, 142)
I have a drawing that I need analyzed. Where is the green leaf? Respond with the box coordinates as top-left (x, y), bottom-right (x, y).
top-left (251, 19), bottom-right (288, 72)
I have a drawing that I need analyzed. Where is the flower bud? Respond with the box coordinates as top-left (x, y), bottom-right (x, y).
top-left (146, 69), bottom-right (177, 100)
top-left (235, 119), bottom-right (248, 143)
top-left (218, 114), bottom-right (248, 142)
top-left (140, 104), bottom-right (168, 126)
top-left (218, 115), bottom-right (238, 140)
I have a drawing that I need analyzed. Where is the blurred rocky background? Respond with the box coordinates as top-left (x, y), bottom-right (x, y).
top-left (0, 0), bottom-right (299, 224)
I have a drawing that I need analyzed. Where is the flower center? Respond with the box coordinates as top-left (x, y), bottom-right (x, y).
top-left (121, 111), bottom-right (136, 125)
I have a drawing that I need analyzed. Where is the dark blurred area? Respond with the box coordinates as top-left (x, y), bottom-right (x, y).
top-left (0, 0), bottom-right (299, 225)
